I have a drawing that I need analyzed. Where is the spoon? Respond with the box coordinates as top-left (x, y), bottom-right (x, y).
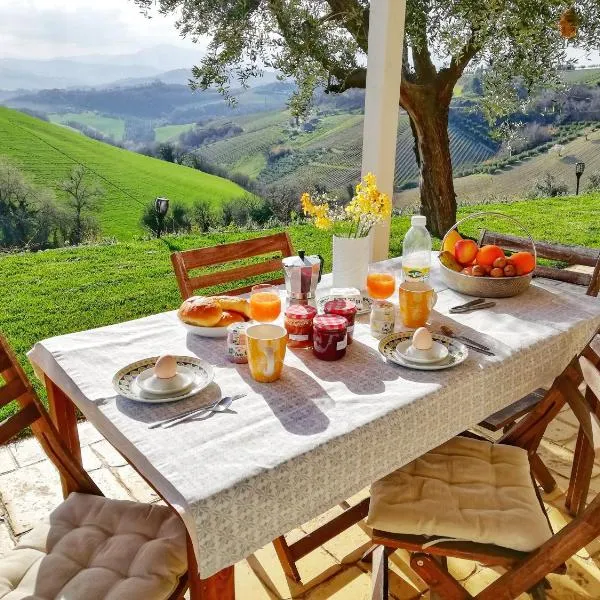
top-left (440, 325), bottom-right (495, 356)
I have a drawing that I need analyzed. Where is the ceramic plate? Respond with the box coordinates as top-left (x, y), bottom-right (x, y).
top-left (379, 332), bottom-right (468, 371)
top-left (395, 340), bottom-right (449, 364)
top-left (136, 367), bottom-right (195, 396)
top-left (316, 295), bottom-right (373, 316)
top-left (112, 356), bottom-right (214, 403)
top-left (180, 322), bottom-right (230, 338)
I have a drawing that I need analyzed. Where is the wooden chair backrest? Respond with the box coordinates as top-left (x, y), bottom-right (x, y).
top-left (478, 230), bottom-right (600, 295)
top-left (171, 232), bottom-right (295, 299)
top-left (0, 336), bottom-right (100, 495)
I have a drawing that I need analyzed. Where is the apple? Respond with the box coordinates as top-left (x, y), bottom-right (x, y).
top-left (454, 239), bottom-right (479, 265)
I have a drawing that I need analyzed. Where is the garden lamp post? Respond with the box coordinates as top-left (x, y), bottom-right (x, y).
top-left (575, 162), bottom-right (585, 195)
top-left (155, 197), bottom-right (169, 238)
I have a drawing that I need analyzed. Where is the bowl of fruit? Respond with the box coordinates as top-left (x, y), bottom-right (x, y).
top-left (438, 212), bottom-right (536, 298)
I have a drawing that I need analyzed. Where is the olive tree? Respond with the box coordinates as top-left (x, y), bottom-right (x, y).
top-left (136, 0), bottom-right (600, 235)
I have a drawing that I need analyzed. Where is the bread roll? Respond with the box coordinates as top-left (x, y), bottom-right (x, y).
top-left (213, 296), bottom-right (251, 319)
top-left (215, 310), bottom-right (246, 328)
top-left (178, 296), bottom-right (223, 327)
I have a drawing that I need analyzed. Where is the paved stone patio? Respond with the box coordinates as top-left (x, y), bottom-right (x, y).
top-left (1, 406), bottom-right (600, 599)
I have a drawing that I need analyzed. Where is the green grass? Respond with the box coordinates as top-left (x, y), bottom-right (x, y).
top-left (2, 192), bottom-right (599, 421)
top-left (1, 107), bottom-right (247, 239)
top-left (49, 112), bottom-right (126, 140)
top-left (154, 123), bottom-right (195, 142)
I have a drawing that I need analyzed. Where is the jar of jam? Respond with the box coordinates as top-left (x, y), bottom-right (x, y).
top-left (313, 315), bottom-right (348, 361)
top-left (324, 299), bottom-right (357, 343)
top-left (285, 305), bottom-right (317, 348)
top-left (370, 301), bottom-right (395, 339)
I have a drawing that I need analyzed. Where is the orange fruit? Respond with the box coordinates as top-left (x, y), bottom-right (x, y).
top-left (454, 239), bottom-right (478, 265)
top-left (443, 230), bottom-right (463, 254)
top-left (476, 245), bottom-right (505, 267)
top-left (509, 252), bottom-right (536, 275)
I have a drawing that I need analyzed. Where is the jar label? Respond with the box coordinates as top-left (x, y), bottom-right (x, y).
top-left (289, 333), bottom-right (309, 341)
top-left (336, 336), bottom-right (348, 351)
top-left (347, 325), bottom-right (354, 335)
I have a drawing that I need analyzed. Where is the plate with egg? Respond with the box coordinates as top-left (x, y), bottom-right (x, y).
top-left (112, 354), bottom-right (214, 403)
top-left (378, 328), bottom-right (468, 371)
top-left (177, 295), bottom-right (251, 337)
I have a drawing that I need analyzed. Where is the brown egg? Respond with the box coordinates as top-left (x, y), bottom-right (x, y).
top-left (154, 354), bottom-right (178, 379)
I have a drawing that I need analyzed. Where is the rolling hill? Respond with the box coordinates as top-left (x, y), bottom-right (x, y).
top-left (394, 126), bottom-right (600, 207)
top-left (0, 107), bottom-right (246, 239)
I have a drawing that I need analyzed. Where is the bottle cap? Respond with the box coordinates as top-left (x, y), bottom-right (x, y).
top-left (411, 215), bottom-right (426, 227)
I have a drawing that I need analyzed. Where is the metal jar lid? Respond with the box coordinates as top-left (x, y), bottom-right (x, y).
top-left (313, 315), bottom-right (348, 332)
top-left (323, 299), bottom-right (357, 317)
top-left (285, 304), bottom-right (317, 320)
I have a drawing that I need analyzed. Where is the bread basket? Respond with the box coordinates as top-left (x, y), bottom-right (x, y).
top-left (439, 212), bottom-right (536, 298)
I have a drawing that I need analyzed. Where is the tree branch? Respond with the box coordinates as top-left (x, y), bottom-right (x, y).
top-left (323, 0), bottom-right (369, 53)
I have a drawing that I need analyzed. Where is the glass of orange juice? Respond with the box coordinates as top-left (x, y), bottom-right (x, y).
top-left (250, 284), bottom-right (282, 323)
top-left (366, 266), bottom-right (396, 304)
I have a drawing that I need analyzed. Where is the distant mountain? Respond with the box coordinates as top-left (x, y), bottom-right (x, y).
top-left (0, 45), bottom-right (202, 91)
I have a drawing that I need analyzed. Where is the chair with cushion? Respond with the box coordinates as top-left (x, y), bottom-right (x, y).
top-left (475, 232), bottom-right (600, 497)
top-left (171, 232), bottom-right (294, 300)
top-left (0, 335), bottom-right (188, 599)
top-left (367, 337), bottom-right (600, 600)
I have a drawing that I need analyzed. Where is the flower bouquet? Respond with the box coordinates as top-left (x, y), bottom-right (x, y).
top-left (301, 173), bottom-right (391, 289)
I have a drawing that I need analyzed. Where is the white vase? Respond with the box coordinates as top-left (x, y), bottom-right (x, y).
top-left (332, 234), bottom-right (371, 290)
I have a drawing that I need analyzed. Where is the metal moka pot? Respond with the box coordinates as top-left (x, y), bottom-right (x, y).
top-left (282, 250), bottom-right (323, 304)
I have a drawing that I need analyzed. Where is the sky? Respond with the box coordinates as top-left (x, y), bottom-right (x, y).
top-left (0, 0), bottom-right (203, 60)
top-left (1, 0), bottom-right (598, 65)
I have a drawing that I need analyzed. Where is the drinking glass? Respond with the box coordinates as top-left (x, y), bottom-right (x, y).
top-left (250, 284), bottom-right (282, 323)
top-left (366, 265), bottom-right (396, 303)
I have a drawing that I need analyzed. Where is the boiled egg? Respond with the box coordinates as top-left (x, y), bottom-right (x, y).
top-left (412, 327), bottom-right (433, 351)
top-left (154, 354), bottom-right (178, 379)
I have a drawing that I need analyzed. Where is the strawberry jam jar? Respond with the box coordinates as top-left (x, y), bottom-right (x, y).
top-left (323, 299), bottom-right (357, 343)
top-left (313, 315), bottom-right (348, 361)
top-left (285, 304), bottom-right (317, 348)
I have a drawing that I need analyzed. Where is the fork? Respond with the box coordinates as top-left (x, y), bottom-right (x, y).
top-left (148, 393), bottom-right (245, 429)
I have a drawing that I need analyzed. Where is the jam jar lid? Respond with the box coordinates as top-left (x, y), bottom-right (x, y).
top-left (285, 304), bottom-right (317, 320)
top-left (324, 299), bottom-right (357, 316)
top-left (313, 315), bottom-right (348, 332)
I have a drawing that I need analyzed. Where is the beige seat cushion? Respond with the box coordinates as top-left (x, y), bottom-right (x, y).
top-left (367, 437), bottom-right (552, 552)
top-left (0, 492), bottom-right (187, 600)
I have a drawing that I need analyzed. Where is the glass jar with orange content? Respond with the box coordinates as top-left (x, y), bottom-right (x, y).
top-left (284, 305), bottom-right (317, 348)
top-left (313, 315), bottom-right (348, 361)
top-left (323, 299), bottom-right (357, 344)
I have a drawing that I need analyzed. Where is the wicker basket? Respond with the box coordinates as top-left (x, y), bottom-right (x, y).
top-left (439, 212), bottom-right (536, 298)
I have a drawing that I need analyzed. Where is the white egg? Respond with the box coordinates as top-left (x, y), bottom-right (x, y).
top-left (412, 327), bottom-right (433, 351)
top-left (154, 354), bottom-right (178, 379)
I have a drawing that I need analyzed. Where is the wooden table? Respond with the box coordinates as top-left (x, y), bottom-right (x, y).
top-left (29, 262), bottom-right (600, 599)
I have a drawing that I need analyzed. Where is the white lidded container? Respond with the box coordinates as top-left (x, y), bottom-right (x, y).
top-left (402, 215), bottom-right (432, 281)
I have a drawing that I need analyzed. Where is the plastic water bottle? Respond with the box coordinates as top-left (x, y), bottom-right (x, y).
top-left (402, 215), bottom-right (432, 281)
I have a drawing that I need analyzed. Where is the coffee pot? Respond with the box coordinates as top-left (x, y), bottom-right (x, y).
top-left (282, 251), bottom-right (323, 305)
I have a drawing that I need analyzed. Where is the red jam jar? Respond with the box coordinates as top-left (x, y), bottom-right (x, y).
top-left (324, 299), bottom-right (357, 343)
top-left (285, 304), bottom-right (317, 348)
top-left (313, 315), bottom-right (348, 361)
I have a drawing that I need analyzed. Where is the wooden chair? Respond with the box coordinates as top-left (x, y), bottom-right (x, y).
top-left (171, 232), bottom-right (294, 299)
top-left (476, 231), bottom-right (600, 496)
top-left (368, 337), bottom-right (600, 600)
top-left (0, 335), bottom-right (189, 599)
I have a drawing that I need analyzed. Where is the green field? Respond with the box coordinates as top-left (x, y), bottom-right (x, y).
top-left (49, 112), bottom-right (126, 140)
top-left (0, 107), bottom-right (246, 239)
top-left (154, 123), bottom-right (195, 142)
top-left (2, 192), bottom-right (599, 421)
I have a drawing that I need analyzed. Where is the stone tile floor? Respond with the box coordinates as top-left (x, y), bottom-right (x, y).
top-left (1, 406), bottom-right (600, 599)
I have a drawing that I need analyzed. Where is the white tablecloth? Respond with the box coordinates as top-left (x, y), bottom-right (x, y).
top-left (28, 257), bottom-right (600, 578)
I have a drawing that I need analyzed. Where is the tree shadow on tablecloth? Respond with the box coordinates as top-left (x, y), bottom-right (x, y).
top-left (238, 366), bottom-right (331, 435)
top-left (290, 339), bottom-right (401, 396)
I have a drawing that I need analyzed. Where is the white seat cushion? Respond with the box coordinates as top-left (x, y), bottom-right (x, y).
top-left (0, 493), bottom-right (187, 600)
top-left (367, 437), bottom-right (552, 552)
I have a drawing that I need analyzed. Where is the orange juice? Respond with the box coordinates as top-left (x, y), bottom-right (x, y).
top-left (250, 292), bottom-right (281, 322)
top-left (367, 272), bottom-right (396, 300)
top-left (399, 281), bottom-right (437, 328)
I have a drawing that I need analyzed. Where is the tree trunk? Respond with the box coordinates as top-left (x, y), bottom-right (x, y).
top-left (402, 87), bottom-right (457, 238)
